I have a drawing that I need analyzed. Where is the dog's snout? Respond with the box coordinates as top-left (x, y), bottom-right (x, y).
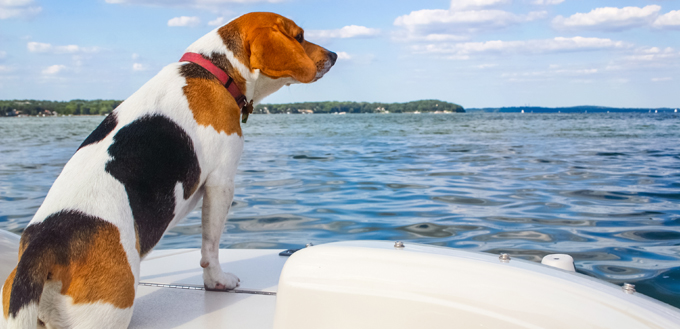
top-left (328, 51), bottom-right (338, 65)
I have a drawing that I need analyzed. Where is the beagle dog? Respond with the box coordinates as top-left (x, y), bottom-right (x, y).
top-left (1, 12), bottom-right (336, 329)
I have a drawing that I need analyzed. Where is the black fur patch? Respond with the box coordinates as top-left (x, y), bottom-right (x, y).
top-left (180, 62), bottom-right (215, 81)
top-left (105, 114), bottom-right (201, 255)
top-left (10, 211), bottom-right (112, 317)
top-left (78, 112), bottom-right (118, 150)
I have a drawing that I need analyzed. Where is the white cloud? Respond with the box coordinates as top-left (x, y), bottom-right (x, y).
top-left (419, 33), bottom-right (470, 41)
top-left (132, 63), bottom-right (146, 71)
top-left (625, 46), bottom-right (679, 61)
top-left (502, 68), bottom-right (598, 78)
top-left (0, 0), bottom-right (41, 19)
top-left (393, 0), bottom-right (549, 42)
top-left (653, 10), bottom-right (680, 29)
top-left (0, 65), bottom-right (12, 72)
top-left (394, 7), bottom-right (546, 41)
top-left (413, 36), bottom-right (629, 59)
top-left (450, 0), bottom-right (510, 10)
top-left (27, 42), bottom-right (100, 54)
top-left (42, 65), bottom-right (66, 75)
top-left (208, 16), bottom-right (225, 26)
top-left (553, 5), bottom-right (661, 31)
top-left (531, 0), bottom-right (563, 5)
top-left (651, 77), bottom-right (672, 82)
top-left (306, 25), bottom-right (380, 40)
top-left (0, 51), bottom-right (6, 59)
top-left (476, 63), bottom-right (498, 69)
top-left (336, 52), bottom-right (351, 60)
top-left (27, 41), bottom-right (51, 52)
top-left (168, 16), bottom-right (201, 27)
top-left (106, 0), bottom-right (281, 6)
top-left (1, 0), bottom-right (37, 4)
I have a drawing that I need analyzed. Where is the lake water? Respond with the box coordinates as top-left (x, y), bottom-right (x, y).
top-left (1, 112), bottom-right (679, 308)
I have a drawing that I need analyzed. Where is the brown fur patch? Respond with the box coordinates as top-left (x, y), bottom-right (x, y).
top-left (217, 23), bottom-right (248, 93)
top-left (62, 224), bottom-right (135, 308)
top-left (10, 212), bottom-right (135, 315)
top-left (225, 12), bottom-right (333, 83)
top-left (2, 267), bottom-right (16, 319)
top-left (183, 77), bottom-right (242, 137)
top-left (134, 225), bottom-right (141, 255)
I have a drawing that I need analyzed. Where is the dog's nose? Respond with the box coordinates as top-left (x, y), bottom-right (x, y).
top-left (328, 51), bottom-right (337, 65)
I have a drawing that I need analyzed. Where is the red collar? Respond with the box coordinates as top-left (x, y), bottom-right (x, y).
top-left (180, 52), bottom-right (248, 110)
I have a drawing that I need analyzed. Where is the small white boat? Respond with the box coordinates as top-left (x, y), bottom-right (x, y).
top-left (521, 110), bottom-right (524, 113)
top-left (1, 230), bottom-right (679, 328)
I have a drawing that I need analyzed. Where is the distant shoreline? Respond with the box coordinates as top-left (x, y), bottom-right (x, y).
top-left (1, 99), bottom-right (465, 116)
top-left (3, 110), bottom-right (678, 118)
top-left (467, 106), bottom-right (679, 113)
top-left (2, 99), bottom-right (678, 117)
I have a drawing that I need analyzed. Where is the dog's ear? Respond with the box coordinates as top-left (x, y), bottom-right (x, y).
top-left (249, 18), bottom-right (316, 83)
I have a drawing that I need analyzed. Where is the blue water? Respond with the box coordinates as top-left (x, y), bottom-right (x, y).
top-left (1, 113), bottom-right (680, 307)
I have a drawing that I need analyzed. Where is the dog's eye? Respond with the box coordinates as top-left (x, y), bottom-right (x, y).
top-left (295, 33), bottom-right (304, 43)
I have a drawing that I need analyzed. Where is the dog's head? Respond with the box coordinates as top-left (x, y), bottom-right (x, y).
top-left (184, 12), bottom-right (335, 105)
top-left (226, 12), bottom-right (336, 83)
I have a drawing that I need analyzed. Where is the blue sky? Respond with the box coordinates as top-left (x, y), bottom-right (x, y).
top-left (1, 0), bottom-right (679, 108)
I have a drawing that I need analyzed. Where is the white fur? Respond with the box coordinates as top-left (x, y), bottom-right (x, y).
top-left (3, 19), bottom-right (333, 329)
top-left (5, 302), bottom-right (38, 329)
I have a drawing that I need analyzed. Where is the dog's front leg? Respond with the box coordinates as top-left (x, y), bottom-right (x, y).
top-left (201, 184), bottom-right (240, 290)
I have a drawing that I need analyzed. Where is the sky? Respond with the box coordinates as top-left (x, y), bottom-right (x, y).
top-left (0, 0), bottom-right (679, 108)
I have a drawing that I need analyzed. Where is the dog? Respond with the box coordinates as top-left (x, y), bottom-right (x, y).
top-left (0, 12), bottom-right (336, 329)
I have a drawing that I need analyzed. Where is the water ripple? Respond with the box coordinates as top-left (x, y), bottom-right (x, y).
top-left (1, 113), bottom-right (680, 308)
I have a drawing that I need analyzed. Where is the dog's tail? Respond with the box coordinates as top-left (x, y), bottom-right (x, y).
top-left (5, 245), bottom-right (54, 329)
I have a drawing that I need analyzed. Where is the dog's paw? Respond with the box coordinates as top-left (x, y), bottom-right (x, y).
top-left (203, 270), bottom-right (240, 291)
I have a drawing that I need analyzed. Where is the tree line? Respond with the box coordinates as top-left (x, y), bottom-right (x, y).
top-left (1, 99), bottom-right (464, 116)
top-left (254, 99), bottom-right (464, 114)
top-left (1, 100), bottom-right (122, 116)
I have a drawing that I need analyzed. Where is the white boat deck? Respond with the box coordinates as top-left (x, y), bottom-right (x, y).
top-left (131, 248), bottom-right (288, 329)
top-left (1, 229), bottom-right (680, 328)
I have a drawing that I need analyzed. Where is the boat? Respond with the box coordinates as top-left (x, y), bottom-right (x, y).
top-left (1, 229), bottom-right (679, 328)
